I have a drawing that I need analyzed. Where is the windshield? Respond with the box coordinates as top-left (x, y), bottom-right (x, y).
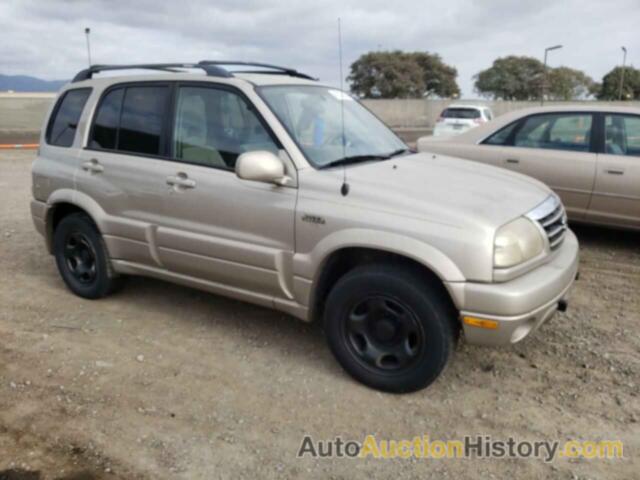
top-left (258, 85), bottom-right (407, 168)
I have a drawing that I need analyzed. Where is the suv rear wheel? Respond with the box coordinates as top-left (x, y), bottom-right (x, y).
top-left (324, 264), bottom-right (456, 393)
top-left (53, 213), bottom-right (120, 299)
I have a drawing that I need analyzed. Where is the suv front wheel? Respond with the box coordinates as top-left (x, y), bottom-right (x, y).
top-left (324, 264), bottom-right (456, 393)
top-left (53, 213), bottom-right (120, 299)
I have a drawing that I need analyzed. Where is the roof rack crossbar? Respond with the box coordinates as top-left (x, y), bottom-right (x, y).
top-left (198, 60), bottom-right (316, 80)
top-left (72, 63), bottom-right (233, 82)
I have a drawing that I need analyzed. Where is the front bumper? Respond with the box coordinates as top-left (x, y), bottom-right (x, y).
top-left (448, 229), bottom-right (579, 346)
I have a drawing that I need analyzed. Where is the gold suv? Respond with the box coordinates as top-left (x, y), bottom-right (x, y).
top-left (31, 62), bottom-right (579, 392)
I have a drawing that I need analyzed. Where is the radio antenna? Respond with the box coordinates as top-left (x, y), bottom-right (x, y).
top-left (338, 17), bottom-right (349, 196)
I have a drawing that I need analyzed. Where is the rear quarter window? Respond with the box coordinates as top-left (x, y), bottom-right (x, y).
top-left (483, 121), bottom-right (519, 146)
top-left (46, 88), bottom-right (92, 147)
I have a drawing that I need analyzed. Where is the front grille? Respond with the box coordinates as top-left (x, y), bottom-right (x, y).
top-left (527, 196), bottom-right (568, 251)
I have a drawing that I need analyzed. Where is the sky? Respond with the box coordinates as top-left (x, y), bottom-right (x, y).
top-left (1, 0), bottom-right (638, 97)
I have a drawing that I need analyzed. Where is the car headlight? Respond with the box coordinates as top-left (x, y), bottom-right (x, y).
top-left (494, 217), bottom-right (545, 268)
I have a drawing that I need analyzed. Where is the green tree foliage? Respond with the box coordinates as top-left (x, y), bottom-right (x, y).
top-left (474, 56), bottom-right (544, 100)
top-left (597, 66), bottom-right (640, 100)
top-left (546, 67), bottom-right (595, 100)
top-left (348, 51), bottom-right (460, 99)
top-left (411, 52), bottom-right (460, 98)
top-left (588, 82), bottom-right (602, 98)
top-left (475, 56), bottom-right (597, 100)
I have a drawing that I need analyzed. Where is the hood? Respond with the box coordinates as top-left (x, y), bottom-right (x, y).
top-left (339, 152), bottom-right (551, 229)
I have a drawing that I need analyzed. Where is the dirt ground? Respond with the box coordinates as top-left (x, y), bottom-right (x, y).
top-left (0, 150), bottom-right (638, 479)
top-left (0, 131), bottom-right (40, 146)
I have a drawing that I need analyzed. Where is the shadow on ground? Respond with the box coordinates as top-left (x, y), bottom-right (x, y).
top-left (0, 470), bottom-right (99, 480)
top-left (571, 222), bottom-right (640, 249)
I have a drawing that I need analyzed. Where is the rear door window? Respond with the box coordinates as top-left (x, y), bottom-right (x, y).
top-left (118, 86), bottom-right (170, 155)
top-left (90, 88), bottom-right (124, 150)
top-left (46, 88), bottom-right (92, 147)
top-left (605, 114), bottom-right (640, 156)
top-left (89, 84), bottom-right (170, 156)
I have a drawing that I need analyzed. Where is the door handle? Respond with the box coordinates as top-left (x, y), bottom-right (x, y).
top-left (606, 169), bottom-right (625, 176)
top-left (166, 173), bottom-right (196, 189)
top-left (81, 159), bottom-right (104, 174)
top-left (505, 158), bottom-right (520, 164)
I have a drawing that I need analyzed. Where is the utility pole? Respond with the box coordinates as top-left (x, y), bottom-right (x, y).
top-left (85, 27), bottom-right (92, 67)
top-left (541, 45), bottom-right (562, 105)
top-left (618, 46), bottom-right (627, 101)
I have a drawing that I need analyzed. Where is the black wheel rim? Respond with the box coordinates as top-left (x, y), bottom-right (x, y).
top-left (344, 295), bottom-right (424, 373)
top-left (63, 232), bottom-right (97, 285)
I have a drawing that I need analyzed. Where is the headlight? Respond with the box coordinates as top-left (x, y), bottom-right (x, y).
top-left (494, 217), bottom-right (544, 268)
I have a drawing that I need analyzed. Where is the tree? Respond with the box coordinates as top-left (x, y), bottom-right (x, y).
top-left (588, 82), bottom-right (602, 98)
top-left (546, 67), bottom-right (595, 100)
top-left (348, 51), bottom-right (459, 99)
top-left (475, 57), bottom-right (598, 100)
top-left (597, 66), bottom-right (640, 100)
top-left (409, 52), bottom-right (460, 98)
top-left (348, 51), bottom-right (423, 98)
top-left (474, 56), bottom-right (544, 100)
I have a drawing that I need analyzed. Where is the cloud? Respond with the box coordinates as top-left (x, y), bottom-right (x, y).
top-left (1, 0), bottom-right (638, 96)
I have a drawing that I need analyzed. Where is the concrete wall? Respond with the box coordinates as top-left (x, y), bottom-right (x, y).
top-left (362, 99), bottom-right (640, 128)
top-left (0, 93), bottom-right (54, 132)
top-left (2, 92), bottom-right (640, 142)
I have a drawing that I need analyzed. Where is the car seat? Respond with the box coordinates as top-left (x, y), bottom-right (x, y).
top-left (606, 125), bottom-right (625, 155)
top-left (175, 94), bottom-right (226, 168)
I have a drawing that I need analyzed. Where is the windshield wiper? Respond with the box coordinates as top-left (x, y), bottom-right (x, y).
top-left (321, 148), bottom-right (412, 169)
top-left (320, 145), bottom-right (414, 169)
top-left (385, 147), bottom-right (412, 158)
top-left (321, 154), bottom-right (391, 169)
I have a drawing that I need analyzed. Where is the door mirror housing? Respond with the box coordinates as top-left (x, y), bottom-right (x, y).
top-left (235, 150), bottom-right (292, 186)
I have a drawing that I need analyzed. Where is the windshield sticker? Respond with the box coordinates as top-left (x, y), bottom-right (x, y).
top-left (328, 90), bottom-right (354, 101)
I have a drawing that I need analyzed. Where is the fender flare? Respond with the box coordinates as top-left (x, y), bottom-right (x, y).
top-left (298, 228), bottom-right (465, 283)
top-left (44, 189), bottom-right (110, 251)
top-left (293, 228), bottom-right (466, 311)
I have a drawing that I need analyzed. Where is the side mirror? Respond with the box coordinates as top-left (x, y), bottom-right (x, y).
top-left (235, 150), bottom-right (292, 186)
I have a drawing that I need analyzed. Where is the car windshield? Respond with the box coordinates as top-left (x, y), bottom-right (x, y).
top-left (442, 108), bottom-right (481, 119)
top-left (258, 85), bottom-right (408, 168)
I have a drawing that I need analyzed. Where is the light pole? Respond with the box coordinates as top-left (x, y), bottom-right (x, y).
top-left (541, 44), bottom-right (562, 105)
top-left (618, 46), bottom-right (627, 101)
top-left (84, 27), bottom-right (92, 67)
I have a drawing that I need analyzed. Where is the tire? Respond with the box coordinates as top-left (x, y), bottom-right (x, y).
top-left (53, 212), bottom-right (121, 299)
top-left (324, 264), bottom-right (457, 393)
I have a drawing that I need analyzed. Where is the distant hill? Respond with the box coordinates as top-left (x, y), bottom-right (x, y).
top-left (0, 74), bottom-right (67, 92)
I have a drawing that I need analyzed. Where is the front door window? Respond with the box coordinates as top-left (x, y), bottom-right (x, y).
top-left (173, 86), bottom-right (279, 169)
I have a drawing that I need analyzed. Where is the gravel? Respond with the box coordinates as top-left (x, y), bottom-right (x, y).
top-left (0, 151), bottom-right (638, 479)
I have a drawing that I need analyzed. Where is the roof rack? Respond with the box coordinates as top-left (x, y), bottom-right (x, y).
top-left (198, 61), bottom-right (317, 80)
top-left (71, 61), bottom-right (316, 83)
